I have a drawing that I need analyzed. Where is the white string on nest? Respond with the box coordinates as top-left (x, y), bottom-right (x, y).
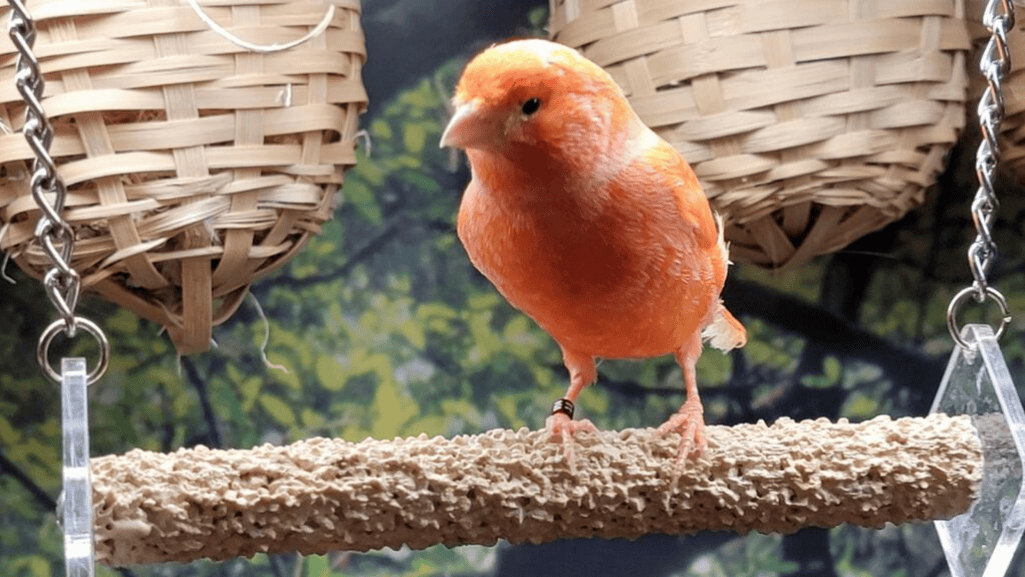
top-left (186, 0), bottom-right (335, 54)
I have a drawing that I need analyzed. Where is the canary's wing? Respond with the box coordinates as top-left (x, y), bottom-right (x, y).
top-left (618, 131), bottom-right (721, 264)
top-left (627, 132), bottom-right (748, 353)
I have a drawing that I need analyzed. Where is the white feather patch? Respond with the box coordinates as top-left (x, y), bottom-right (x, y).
top-left (623, 113), bottom-right (660, 163)
top-left (702, 302), bottom-right (743, 352)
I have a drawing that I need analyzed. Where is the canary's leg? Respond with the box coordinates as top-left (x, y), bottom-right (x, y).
top-left (545, 347), bottom-right (598, 467)
top-left (657, 333), bottom-right (707, 469)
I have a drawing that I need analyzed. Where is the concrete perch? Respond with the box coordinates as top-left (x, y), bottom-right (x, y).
top-left (92, 413), bottom-right (982, 566)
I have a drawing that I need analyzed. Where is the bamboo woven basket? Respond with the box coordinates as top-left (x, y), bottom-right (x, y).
top-left (550, 0), bottom-right (971, 269)
top-left (0, 0), bottom-right (367, 354)
top-left (966, 0), bottom-right (1025, 178)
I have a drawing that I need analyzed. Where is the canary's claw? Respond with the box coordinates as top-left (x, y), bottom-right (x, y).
top-left (545, 411), bottom-right (597, 469)
top-left (656, 400), bottom-right (708, 472)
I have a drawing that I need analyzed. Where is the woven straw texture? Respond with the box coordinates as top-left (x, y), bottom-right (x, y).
top-left (0, 0), bottom-right (367, 354)
top-left (550, 0), bottom-right (970, 269)
top-left (966, 0), bottom-right (1025, 178)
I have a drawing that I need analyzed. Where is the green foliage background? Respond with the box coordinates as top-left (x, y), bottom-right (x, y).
top-left (3, 4), bottom-right (1025, 577)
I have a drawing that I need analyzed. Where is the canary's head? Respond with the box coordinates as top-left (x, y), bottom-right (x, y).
top-left (440, 39), bottom-right (631, 167)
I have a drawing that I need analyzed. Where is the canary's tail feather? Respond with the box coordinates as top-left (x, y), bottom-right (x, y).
top-left (702, 303), bottom-right (747, 352)
top-left (702, 210), bottom-right (745, 352)
top-left (712, 210), bottom-right (731, 269)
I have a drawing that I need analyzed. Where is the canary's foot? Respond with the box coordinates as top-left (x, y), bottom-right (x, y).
top-left (545, 410), bottom-right (597, 470)
top-left (656, 399), bottom-right (708, 472)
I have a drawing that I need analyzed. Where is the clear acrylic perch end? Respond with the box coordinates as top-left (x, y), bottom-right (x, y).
top-left (931, 324), bottom-right (1025, 577)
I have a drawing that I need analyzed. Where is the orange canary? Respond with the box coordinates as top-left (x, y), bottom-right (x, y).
top-left (441, 39), bottom-right (746, 466)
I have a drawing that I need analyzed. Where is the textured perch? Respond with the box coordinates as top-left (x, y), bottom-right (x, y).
top-left (93, 413), bottom-right (982, 566)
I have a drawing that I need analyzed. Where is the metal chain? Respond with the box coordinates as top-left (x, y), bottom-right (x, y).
top-left (948, 0), bottom-right (1015, 349)
top-left (8, 0), bottom-right (109, 383)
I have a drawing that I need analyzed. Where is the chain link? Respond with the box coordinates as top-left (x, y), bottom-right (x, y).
top-left (948, 0), bottom-right (1015, 349)
top-left (8, 0), bottom-right (109, 382)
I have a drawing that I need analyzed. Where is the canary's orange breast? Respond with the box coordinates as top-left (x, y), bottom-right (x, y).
top-left (458, 140), bottom-right (725, 359)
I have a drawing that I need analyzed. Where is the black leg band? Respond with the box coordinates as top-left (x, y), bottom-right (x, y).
top-left (550, 397), bottom-right (575, 419)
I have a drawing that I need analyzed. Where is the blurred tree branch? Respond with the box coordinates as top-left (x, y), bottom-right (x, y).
top-left (182, 356), bottom-right (223, 449)
top-left (254, 217), bottom-right (406, 295)
top-left (723, 277), bottom-right (944, 410)
top-left (0, 448), bottom-right (56, 512)
top-left (594, 271), bottom-right (944, 415)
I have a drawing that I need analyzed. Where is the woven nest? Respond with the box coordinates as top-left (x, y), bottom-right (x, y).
top-left (966, 0), bottom-right (1025, 178)
top-left (0, 0), bottom-right (367, 354)
top-left (550, 0), bottom-right (970, 269)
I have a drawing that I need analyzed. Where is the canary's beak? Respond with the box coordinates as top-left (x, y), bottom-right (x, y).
top-left (440, 101), bottom-right (489, 149)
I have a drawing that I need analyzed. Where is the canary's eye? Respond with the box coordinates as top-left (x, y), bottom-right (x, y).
top-left (521, 97), bottom-right (541, 116)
